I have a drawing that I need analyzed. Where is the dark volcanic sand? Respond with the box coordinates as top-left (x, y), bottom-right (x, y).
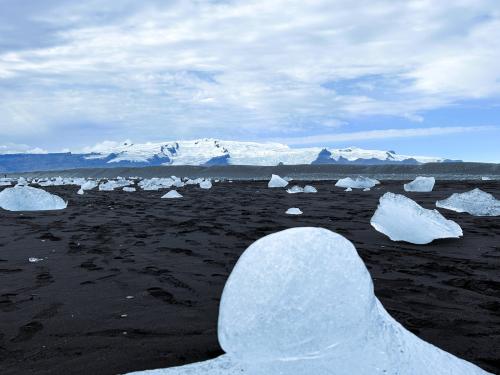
top-left (0, 180), bottom-right (499, 375)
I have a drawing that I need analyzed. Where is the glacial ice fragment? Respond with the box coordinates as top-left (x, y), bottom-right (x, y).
top-left (371, 192), bottom-right (462, 244)
top-left (0, 186), bottom-right (67, 211)
top-left (162, 190), bottom-right (183, 199)
top-left (404, 176), bottom-right (435, 192)
top-left (436, 189), bottom-right (500, 216)
top-left (335, 176), bottom-right (379, 189)
top-left (268, 174), bottom-right (288, 188)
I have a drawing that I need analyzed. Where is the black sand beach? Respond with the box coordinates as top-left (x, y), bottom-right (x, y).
top-left (0, 180), bottom-right (499, 374)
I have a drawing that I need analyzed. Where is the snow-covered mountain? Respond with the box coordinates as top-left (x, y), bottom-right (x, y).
top-left (0, 138), bottom-right (456, 173)
top-left (81, 139), bottom-right (446, 165)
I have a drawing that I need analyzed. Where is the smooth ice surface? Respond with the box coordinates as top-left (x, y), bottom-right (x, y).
top-left (0, 186), bottom-right (67, 211)
top-left (303, 185), bottom-right (317, 193)
top-left (285, 207), bottom-right (302, 215)
top-left (199, 180), bottom-right (212, 189)
top-left (436, 189), bottom-right (500, 216)
top-left (267, 174), bottom-right (288, 188)
top-left (162, 190), bottom-right (183, 199)
top-left (286, 185), bottom-right (303, 194)
top-left (371, 193), bottom-right (462, 244)
top-left (404, 176), bottom-right (435, 192)
top-left (335, 176), bottom-right (379, 189)
top-left (128, 228), bottom-right (489, 375)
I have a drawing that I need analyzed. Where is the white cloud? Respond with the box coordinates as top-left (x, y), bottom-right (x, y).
top-left (0, 143), bottom-right (47, 154)
top-left (282, 126), bottom-right (496, 145)
top-left (0, 0), bottom-right (499, 142)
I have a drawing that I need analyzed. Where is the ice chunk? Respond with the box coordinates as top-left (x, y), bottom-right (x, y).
top-left (268, 174), bottom-right (288, 188)
top-left (481, 176), bottom-right (492, 181)
top-left (285, 207), bottom-right (302, 215)
top-left (345, 187), bottom-right (352, 192)
top-left (0, 186), bottom-right (67, 211)
top-left (0, 178), bottom-right (12, 186)
top-left (199, 180), bottom-right (212, 189)
top-left (335, 176), bottom-right (379, 189)
top-left (404, 176), bottom-right (435, 192)
top-left (129, 228), bottom-right (490, 375)
top-left (363, 188), bottom-right (370, 191)
top-left (286, 185), bottom-right (304, 194)
top-left (303, 185), bottom-right (317, 193)
top-left (99, 179), bottom-right (130, 191)
top-left (81, 180), bottom-right (98, 191)
top-left (162, 190), bottom-right (183, 199)
top-left (123, 187), bottom-right (136, 192)
top-left (28, 257), bottom-right (44, 263)
top-left (436, 188), bottom-right (500, 216)
top-left (77, 188), bottom-right (84, 195)
top-left (371, 192), bottom-right (462, 244)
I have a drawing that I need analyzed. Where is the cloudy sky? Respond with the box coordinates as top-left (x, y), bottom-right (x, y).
top-left (1, 0), bottom-right (499, 161)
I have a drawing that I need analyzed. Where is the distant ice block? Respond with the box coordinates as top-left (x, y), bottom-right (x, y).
top-left (127, 228), bottom-right (490, 375)
top-left (286, 185), bottom-right (304, 194)
top-left (99, 180), bottom-right (130, 191)
top-left (199, 180), bottom-right (212, 189)
top-left (0, 178), bottom-right (12, 186)
top-left (162, 190), bottom-right (183, 199)
top-left (285, 207), bottom-right (302, 215)
top-left (371, 192), bottom-right (462, 244)
top-left (303, 185), bottom-right (317, 193)
top-left (81, 180), bottom-right (98, 191)
top-left (123, 187), bottom-right (136, 192)
top-left (436, 188), bottom-right (500, 216)
top-left (0, 186), bottom-right (67, 211)
top-left (481, 177), bottom-right (492, 181)
top-left (404, 176), bottom-right (435, 192)
top-left (77, 188), bottom-right (84, 195)
top-left (268, 174), bottom-right (288, 188)
top-left (363, 187), bottom-right (370, 191)
top-left (344, 187), bottom-right (352, 192)
top-left (335, 176), bottom-right (379, 189)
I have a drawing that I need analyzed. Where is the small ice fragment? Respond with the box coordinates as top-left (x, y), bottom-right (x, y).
top-left (344, 187), bottom-right (352, 192)
top-left (286, 185), bottom-right (304, 194)
top-left (303, 185), bottom-right (317, 193)
top-left (162, 190), bottom-right (183, 199)
top-left (268, 174), bottom-right (288, 188)
top-left (28, 257), bottom-right (44, 263)
top-left (285, 207), bottom-right (302, 215)
top-left (123, 187), bottom-right (136, 192)
top-left (404, 176), bottom-right (435, 192)
top-left (200, 180), bottom-right (212, 189)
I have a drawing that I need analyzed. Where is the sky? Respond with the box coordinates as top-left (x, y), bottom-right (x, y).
top-left (0, 0), bottom-right (499, 161)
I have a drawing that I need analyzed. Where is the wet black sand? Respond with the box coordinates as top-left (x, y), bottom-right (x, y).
top-left (0, 180), bottom-right (499, 374)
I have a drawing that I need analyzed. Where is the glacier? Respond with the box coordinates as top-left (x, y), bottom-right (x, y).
top-left (404, 176), bottom-right (435, 192)
top-left (371, 193), bottom-right (462, 244)
top-left (126, 228), bottom-right (489, 375)
top-left (0, 186), bottom-right (67, 211)
top-left (436, 189), bottom-right (500, 216)
top-left (0, 139), bottom-right (449, 173)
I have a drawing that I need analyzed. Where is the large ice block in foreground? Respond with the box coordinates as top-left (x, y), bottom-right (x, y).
top-left (436, 189), bottom-right (500, 216)
top-left (404, 176), bottom-right (435, 192)
top-left (0, 186), bottom-right (67, 211)
top-left (371, 193), bottom-right (462, 244)
top-left (127, 227), bottom-right (489, 375)
top-left (267, 174), bottom-right (288, 188)
top-left (335, 176), bottom-right (379, 189)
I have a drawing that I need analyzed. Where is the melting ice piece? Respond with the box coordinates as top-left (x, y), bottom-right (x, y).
top-left (77, 188), bottom-right (84, 195)
top-left (345, 187), bottom-right (352, 192)
top-left (363, 188), bottom-right (370, 191)
top-left (81, 180), bottom-right (98, 191)
top-left (123, 187), bottom-right (136, 192)
top-left (285, 207), bottom-right (302, 215)
top-left (436, 188), bottom-right (500, 216)
top-left (481, 177), bottom-right (492, 181)
top-left (0, 186), bottom-right (67, 211)
top-left (371, 192), bottom-right (462, 244)
top-left (286, 185), bottom-right (304, 194)
top-left (199, 180), bottom-right (212, 189)
top-left (268, 174), bottom-right (288, 188)
top-left (404, 176), bottom-right (435, 192)
top-left (303, 185), bottom-right (317, 193)
top-left (335, 176), bottom-right (379, 189)
top-left (162, 190), bottom-right (183, 199)
top-left (127, 228), bottom-right (490, 375)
